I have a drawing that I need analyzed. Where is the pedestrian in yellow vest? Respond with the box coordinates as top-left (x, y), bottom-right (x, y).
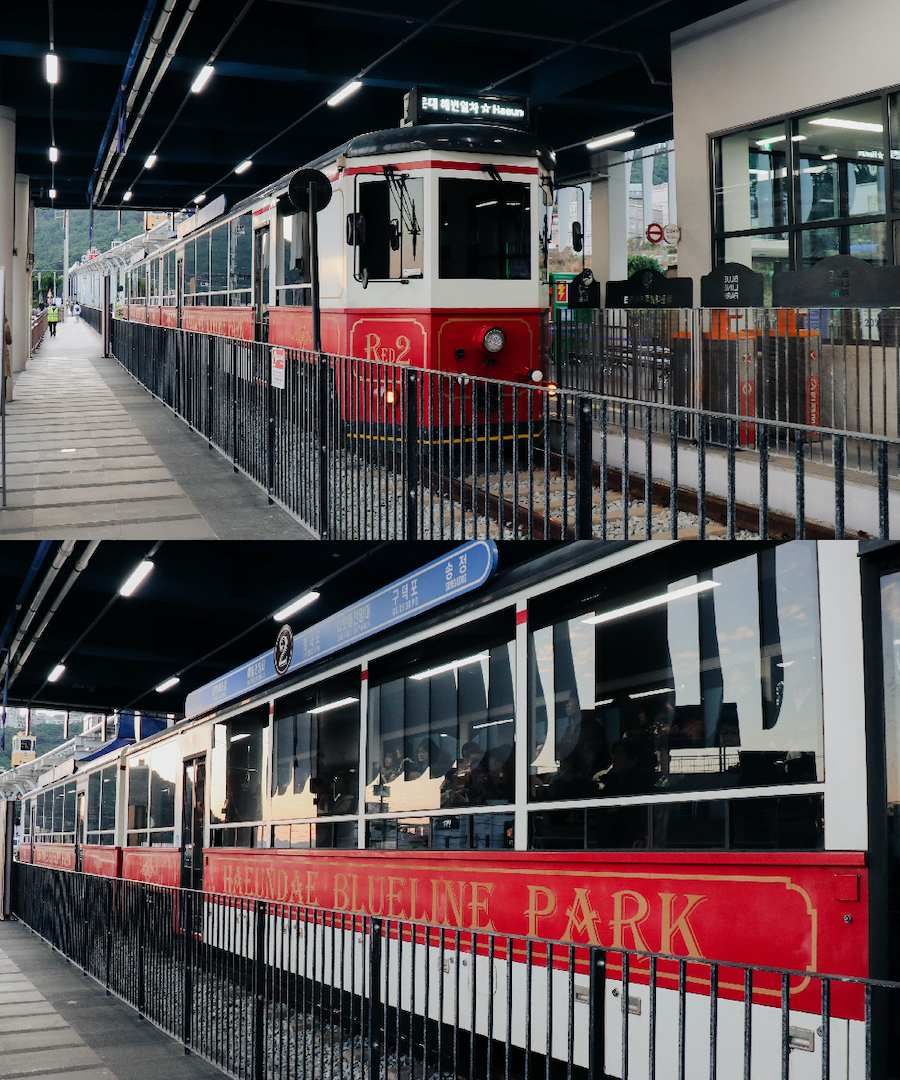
top-left (47, 301), bottom-right (59, 337)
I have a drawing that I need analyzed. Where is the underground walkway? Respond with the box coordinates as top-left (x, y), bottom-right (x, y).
top-left (0, 919), bottom-right (226, 1080)
top-left (0, 319), bottom-right (312, 539)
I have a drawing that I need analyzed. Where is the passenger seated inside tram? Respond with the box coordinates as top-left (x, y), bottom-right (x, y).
top-left (594, 738), bottom-right (655, 797)
top-left (547, 695), bottom-right (611, 800)
top-left (407, 737), bottom-right (452, 781)
top-left (481, 743), bottom-right (515, 804)
top-left (441, 740), bottom-right (485, 806)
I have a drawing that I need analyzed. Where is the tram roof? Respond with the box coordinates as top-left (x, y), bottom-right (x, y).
top-left (2, 0), bottom-right (750, 212)
top-left (0, 541), bottom-right (608, 718)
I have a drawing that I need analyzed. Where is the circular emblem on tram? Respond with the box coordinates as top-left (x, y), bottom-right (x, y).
top-left (274, 624), bottom-right (294, 676)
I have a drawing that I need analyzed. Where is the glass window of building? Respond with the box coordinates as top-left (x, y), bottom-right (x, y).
top-left (367, 609), bottom-right (516, 818)
top-left (529, 542), bottom-right (824, 804)
top-left (713, 92), bottom-right (899, 273)
top-left (209, 707), bottom-right (267, 846)
top-left (271, 670), bottom-right (361, 823)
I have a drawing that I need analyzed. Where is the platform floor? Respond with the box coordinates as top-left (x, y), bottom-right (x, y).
top-left (0, 918), bottom-right (226, 1080)
top-left (0, 319), bottom-right (312, 539)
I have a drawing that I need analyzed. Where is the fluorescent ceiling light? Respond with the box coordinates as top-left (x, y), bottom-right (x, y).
top-left (629, 687), bottom-right (672, 700)
top-left (48, 664), bottom-right (65, 683)
top-left (235, 159), bottom-right (252, 175)
top-left (193, 193), bottom-right (206, 204)
top-left (145, 154), bottom-right (158, 168)
top-left (585, 129), bottom-right (635, 150)
top-left (191, 65), bottom-right (214, 93)
top-left (582, 580), bottom-right (720, 626)
top-left (803, 166), bottom-right (828, 174)
top-left (273, 591), bottom-right (320, 621)
top-left (155, 676), bottom-right (180, 693)
top-left (821, 154), bottom-right (838, 160)
top-left (49, 146), bottom-right (59, 163)
top-left (123, 191), bottom-right (133, 202)
top-left (230, 731), bottom-right (251, 742)
top-left (809, 117), bottom-right (883, 133)
top-left (308, 697), bottom-right (359, 714)
top-left (411, 652), bottom-right (489, 681)
top-left (119, 559), bottom-right (154, 597)
top-left (45, 53), bottom-right (59, 84)
top-left (476, 200), bottom-right (498, 208)
top-left (48, 189), bottom-right (57, 200)
top-left (472, 718), bottom-right (514, 729)
top-left (327, 81), bottom-right (362, 107)
top-left (756, 135), bottom-right (805, 146)
top-left (595, 698), bottom-right (614, 707)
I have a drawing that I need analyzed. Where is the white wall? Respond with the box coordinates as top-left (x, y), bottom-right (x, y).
top-left (671, 0), bottom-right (900, 284)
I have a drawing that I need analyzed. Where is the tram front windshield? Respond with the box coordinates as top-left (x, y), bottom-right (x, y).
top-left (439, 178), bottom-right (531, 280)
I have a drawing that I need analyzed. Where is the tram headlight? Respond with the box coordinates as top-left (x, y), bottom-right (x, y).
top-left (531, 369), bottom-right (544, 383)
top-left (480, 326), bottom-right (506, 354)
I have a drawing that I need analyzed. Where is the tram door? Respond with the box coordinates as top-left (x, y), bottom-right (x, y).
top-left (74, 792), bottom-right (85, 872)
top-left (181, 757), bottom-right (206, 893)
top-left (254, 225), bottom-right (269, 342)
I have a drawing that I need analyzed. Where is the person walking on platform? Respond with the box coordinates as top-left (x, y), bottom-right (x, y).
top-left (47, 300), bottom-right (59, 337)
top-left (72, 302), bottom-right (81, 323)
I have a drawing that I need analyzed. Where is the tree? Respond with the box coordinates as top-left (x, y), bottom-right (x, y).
top-left (627, 254), bottom-right (662, 276)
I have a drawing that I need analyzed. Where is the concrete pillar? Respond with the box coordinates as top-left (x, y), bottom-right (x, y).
top-left (668, 145), bottom-right (678, 226)
top-left (0, 107), bottom-right (15, 395)
top-left (590, 176), bottom-right (609, 288)
top-left (607, 151), bottom-right (628, 282)
top-left (13, 174), bottom-right (30, 374)
top-left (642, 150), bottom-right (655, 232)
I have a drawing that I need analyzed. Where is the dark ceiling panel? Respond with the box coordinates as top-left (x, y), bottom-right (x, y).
top-left (0, 0), bottom-right (748, 210)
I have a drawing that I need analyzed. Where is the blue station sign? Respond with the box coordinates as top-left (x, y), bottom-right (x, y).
top-left (184, 540), bottom-right (499, 719)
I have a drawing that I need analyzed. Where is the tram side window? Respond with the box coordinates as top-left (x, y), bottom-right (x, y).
top-left (209, 707), bottom-right (267, 847)
top-left (230, 214), bottom-right (252, 304)
top-left (366, 608), bottom-right (516, 819)
top-left (354, 176), bottom-right (424, 281)
top-left (439, 178), bottom-right (531, 280)
top-left (183, 240), bottom-right (196, 298)
top-left (278, 210), bottom-right (311, 306)
top-left (87, 765), bottom-right (117, 845)
top-left (528, 542), bottom-right (824, 810)
top-left (127, 746), bottom-right (178, 847)
top-left (209, 224), bottom-right (229, 305)
top-left (149, 259), bottom-right (159, 303)
top-left (194, 232), bottom-right (210, 304)
top-left (163, 252), bottom-right (175, 304)
top-left (271, 670), bottom-right (360, 823)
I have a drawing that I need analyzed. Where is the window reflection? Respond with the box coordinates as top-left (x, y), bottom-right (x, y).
top-left (529, 543), bottom-right (823, 802)
top-left (271, 673), bottom-right (360, 820)
top-left (367, 617), bottom-right (515, 814)
top-left (209, 709), bottom-right (267, 833)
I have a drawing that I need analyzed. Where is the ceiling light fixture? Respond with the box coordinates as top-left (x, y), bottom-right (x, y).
top-left (45, 53), bottom-right (59, 84)
top-left (155, 676), bottom-right (180, 693)
top-left (49, 146), bottom-right (59, 163)
top-left (123, 191), bottom-right (133, 202)
top-left (48, 663), bottom-right (65, 682)
top-left (327, 80), bottom-right (363, 107)
top-left (119, 560), bottom-right (154, 597)
top-left (191, 65), bottom-right (215, 93)
top-left (582, 580), bottom-right (720, 626)
top-left (821, 153), bottom-right (838, 160)
top-left (145, 154), bottom-right (158, 168)
top-left (234, 159), bottom-right (252, 174)
top-left (273, 592), bottom-right (320, 622)
top-left (585, 129), bottom-right (635, 150)
top-left (193, 193), bottom-right (206, 204)
top-left (809, 117), bottom-right (883, 133)
top-left (48, 188), bottom-right (57, 200)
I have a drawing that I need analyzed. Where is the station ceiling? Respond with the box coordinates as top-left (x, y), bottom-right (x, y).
top-left (0, 540), bottom-right (564, 719)
top-left (2, 0), bottom-right (746, 212)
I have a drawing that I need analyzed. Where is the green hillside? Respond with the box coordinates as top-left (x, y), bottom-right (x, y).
top-left (33, 209), bottom-right (147, 273)
top-left (0, 722), bottom-right (68, 773)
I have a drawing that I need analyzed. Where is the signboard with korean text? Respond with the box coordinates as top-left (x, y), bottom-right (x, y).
top-left (605, 267), bottom-right (693, 309)
top-left (184, 540), bottom-right (499, 718)
top-left (404, 86), bottom-right (529, 129)
top-left (700, 262), bottom-right (764, 308)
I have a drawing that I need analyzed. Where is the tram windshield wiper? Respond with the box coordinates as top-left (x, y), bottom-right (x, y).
top-left (382, 165), bottom-right (421, 256)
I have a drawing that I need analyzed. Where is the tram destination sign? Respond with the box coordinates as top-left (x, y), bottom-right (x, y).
top-left (184, 540), bottom-right (499, 718)
top-left (404, 86), bottom-right (529, 129)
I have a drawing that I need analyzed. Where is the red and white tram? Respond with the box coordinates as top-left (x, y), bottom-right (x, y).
top-left (77, 124), bottom-right (556, 442)
top-left (13, 539), bottom-right (900, 1077)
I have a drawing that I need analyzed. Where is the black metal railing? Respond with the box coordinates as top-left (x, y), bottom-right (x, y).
top-left (108, 319), bottom-right (899, 540)
top-left (81, 305), bottom-right (103, 334)
top-left (13, 863), bottom-right (899, 1080)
